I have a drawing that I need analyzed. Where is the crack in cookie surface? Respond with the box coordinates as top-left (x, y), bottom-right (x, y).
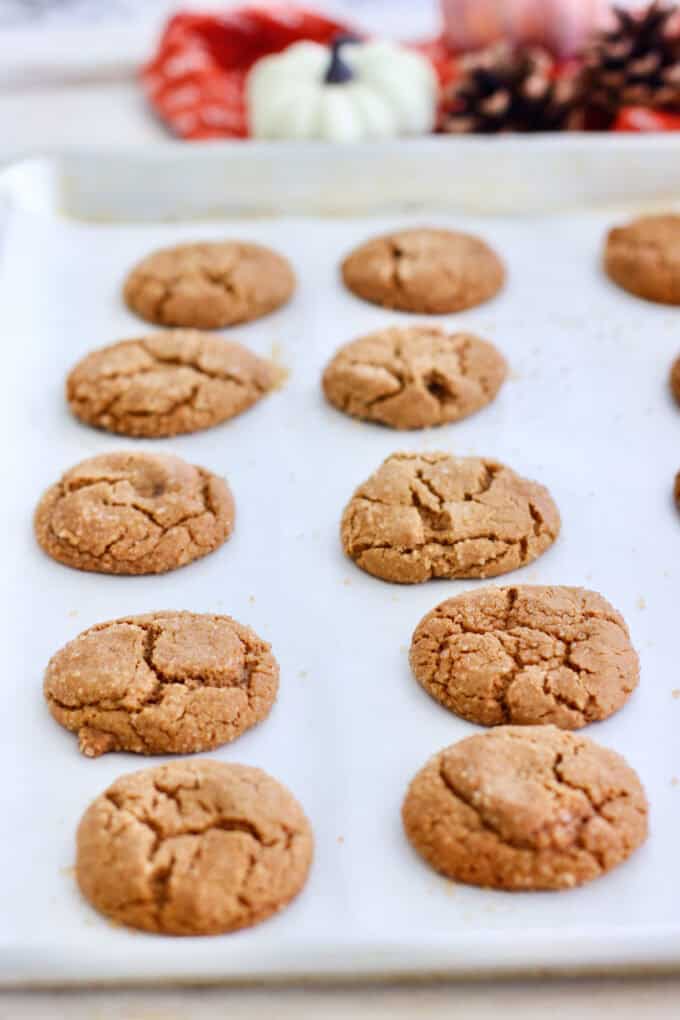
top-left (34, 451), bottom-right (234, 575)
top-left (44, 611), bottom-right (278, 756)
top-left (341, 452), bottom-right (560, 584)
top-left (67, 331), bottom-right (278, 438)
top-left (76, 760), bottom-right (313, 934)
top-left (322, 326), bottom-right (507, 430)
top-left (410, 585), bottom-right (639, 728)
top-left (402, 726), bottom-right (648, 891)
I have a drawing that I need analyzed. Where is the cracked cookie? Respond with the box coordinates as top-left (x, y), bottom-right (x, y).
top-left (124, 241), bottom-right (295, 329)
top-left (67, 331), bottom-right (279, 438)
top-left (605, 214), bottom-right (680, 304)
top-left (670, 354), bottom-right (680, 406)
top-left (402, 726), bottom-right (648, 891)
top-left (76, 759), bottom-right (313, 934)
top-left (411, 586), bottom-right (639, 729)
top-left (44, 611), bottom-right (278, 756)
top-left (341, 228), bottom-right (505, 314)
top-left (322, 325), bottom-right (507, 430)
top-left (341, 452), bottom-right (560, 584)
top-left (34, 451), bottom-right (234, 575)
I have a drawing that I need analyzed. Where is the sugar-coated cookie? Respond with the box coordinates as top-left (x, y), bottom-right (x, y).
top-left (44, 611), bottom-right (278, 757)
top-left (605, 215), bottom-right (680, 304)
top-left (35, 451), bottom-right (234, 575)
top-left (67, 331), bottom-right (279, 437)
top-left (341, 228), bottom-right (505, 313)
top-left (670, 354), bottom-right (680, 406)
top-left (76, 760), bottom-right (313, 934)
top-left (410, 586), bottom-right (639, 728)
top-left (124, 241), bottom-right (295, 328)
top-left (402, 726), bottom-right (648, 891)
top-left (322, 326), bottom-right (507, 429)
top-left (341, 452), bottom-right (560, 584)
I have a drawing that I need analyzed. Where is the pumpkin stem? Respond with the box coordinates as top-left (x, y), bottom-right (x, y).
top-left (324, 34), bottom-right (359, 85)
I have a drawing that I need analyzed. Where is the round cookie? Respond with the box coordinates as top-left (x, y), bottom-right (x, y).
top-left (67, 331), bottom-right (279, 438)
top-left (402, 726), bottom-right (648, 891)
top-left (604, 214), bottom-right (680, 304)
top-left (322, 326), bottom-right (507, 430)
top-left (44, 611), bottom-right (278, 757)
top-left (340, 452), bottom-right (560, 584)
top-left (670, 354), bottom-right (680, 406)
top-left (76, 759), bottom-right (313, 934)
top-left (34, 451), bottom-right (234, 575)
top-left (341, 228), bottom-right (505, 314)
top-left (410, 586), bottom-right (639, 729)
top-left (124, 241), bottom-right (295, 329)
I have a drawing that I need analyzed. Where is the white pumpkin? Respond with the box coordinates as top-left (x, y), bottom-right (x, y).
top-left (247, 37), bottom-right (437, 142)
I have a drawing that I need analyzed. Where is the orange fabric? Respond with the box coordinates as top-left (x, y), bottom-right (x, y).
top-left (614, 107), bottom-right (680, 132)
top-left (141, 7), bottom-right (352, 140)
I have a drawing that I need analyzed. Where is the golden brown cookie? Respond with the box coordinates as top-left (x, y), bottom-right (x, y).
top-left (124, 241), bottom-right (295, 329)
top-left (670, 354), bottom-right (680, 406)
top-left (341, 228), bottom-right (505, 313)
top-left (604, 214), bottom-right (680, 304)
top-left (341, 452), bottom-right (560, 584)
top-left (67, 331), bottom-right (279, 438)
top-left (402, 726), bottom-right (648, 891)
top-left (76, 759), bottom-right (313, 935)
top-left (410, 586), bottom-right (639, 729)
top-left (34, 451), bottom-right (234, 575)
top-left (322, 326), bottom-right (507, 430)
top-left (44, 611), bottom-right (278, 757)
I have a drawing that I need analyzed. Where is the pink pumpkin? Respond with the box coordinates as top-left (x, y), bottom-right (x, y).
top-left (441, 0), bottom-right (610, 58)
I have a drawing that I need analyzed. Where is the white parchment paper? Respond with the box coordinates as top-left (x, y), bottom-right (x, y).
top-left (2, 160), bottom-right (679, 982)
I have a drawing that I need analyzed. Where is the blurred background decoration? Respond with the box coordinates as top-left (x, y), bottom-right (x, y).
top-left (1, 0), bottom-right (680, 148)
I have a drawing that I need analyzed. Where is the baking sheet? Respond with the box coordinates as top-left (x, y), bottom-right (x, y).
top-left (7, 136), bottom-right (680, 219)
top-left (2, 152), bottom-right (680, 985)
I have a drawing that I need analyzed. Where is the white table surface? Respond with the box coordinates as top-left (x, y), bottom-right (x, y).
top-left (1, 977), bottom-right (680, 1018)
top-left (2, 3), bottom-right (678, 1014)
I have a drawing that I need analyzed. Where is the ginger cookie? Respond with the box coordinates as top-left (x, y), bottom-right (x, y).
top-left (67, 331), bottom-right (279, 438)
top-left (124, 241), bottom-right (295, 329)
top-left (76, 759), bottom-right (313, 935)
top-left (402, 726), bottom-right (648, 891)
top-left (604, 214), bottom-right (680, 304)
top-left (341, 228), bottom-right (505, 314)
top-left (411, 586), bottom-right (639, 729)
top-left (341, 452), bottom-right (560, 584)
top-left (322, 326), bottom-right (507, 430)
top-left (34, 451), bottom-right (234, 575)
top-left (670, 354), bottom-right (680, 406)
top-left (44, 612), bottom-right (278, 757)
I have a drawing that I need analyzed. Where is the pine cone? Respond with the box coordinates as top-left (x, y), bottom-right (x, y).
top-left (580, 2), bottom-right (680, 125)
top-left (442, 43), bottom-right (578, 134)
